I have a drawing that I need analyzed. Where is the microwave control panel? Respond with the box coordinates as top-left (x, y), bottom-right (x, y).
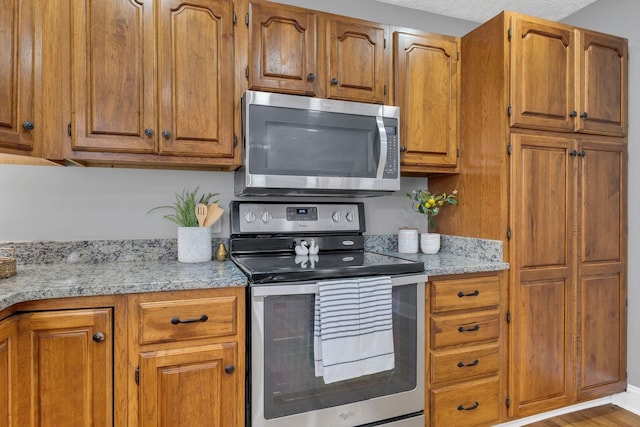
top-left (383, 117), bottom-right (399, 179)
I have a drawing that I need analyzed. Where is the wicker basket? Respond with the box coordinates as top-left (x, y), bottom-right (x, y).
top-left (0, 248), bottom-right (17, 279)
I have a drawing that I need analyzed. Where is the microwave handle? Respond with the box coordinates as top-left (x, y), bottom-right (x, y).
top-left (376, 116), bottom-right (388, 179)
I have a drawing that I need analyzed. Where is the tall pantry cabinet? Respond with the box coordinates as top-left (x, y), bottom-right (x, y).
top-left (429, 11), bottom-right (627, 420)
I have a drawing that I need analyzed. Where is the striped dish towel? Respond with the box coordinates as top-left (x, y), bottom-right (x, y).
top-left (314, 276), bottom-right (394, 384)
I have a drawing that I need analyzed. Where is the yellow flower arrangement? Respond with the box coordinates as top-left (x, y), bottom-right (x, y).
top-left (406, 188), bottom-right (458, 232)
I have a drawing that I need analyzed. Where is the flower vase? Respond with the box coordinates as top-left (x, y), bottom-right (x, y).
top-left (177, 227), bottom-right (212, 263)
top-left (420, 232), bottom-right (441, 254)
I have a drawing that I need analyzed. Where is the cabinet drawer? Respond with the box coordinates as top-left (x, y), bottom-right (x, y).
top-left (431, 376), bottom-right (500, 427)
top-left (431, 343), bottom-right (499, 384)
top-left (431, 274), bottom-right (500, 312)
top-left (431, 310), bottom-right (499, 348)
top-left (137, 296), bottom-right (237, 345)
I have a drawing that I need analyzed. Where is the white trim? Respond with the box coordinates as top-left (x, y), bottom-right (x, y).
top-left (493, 385), bottom-right (640, 426)
top-left (612, 384), bottom-right (640, 416)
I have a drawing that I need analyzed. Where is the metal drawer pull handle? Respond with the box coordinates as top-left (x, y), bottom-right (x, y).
top-left (458, 324), bottom-right (480, 333)
top-left (457, 402), bottom-right (479, 411)
top-left (171, 314), bottom-right (209, 325)
top-left (457, 359), bottom-right (479, 368)
top-left (458, 290), bottom-right (480, 297)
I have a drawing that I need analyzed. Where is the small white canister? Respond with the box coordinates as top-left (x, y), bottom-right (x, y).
top-left (398, 228), bottom-right (419, 253)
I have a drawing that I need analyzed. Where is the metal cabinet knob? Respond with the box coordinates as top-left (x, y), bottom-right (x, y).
top-left (23, 121), bottom-right (35, 131)
top-left (307, 73), bottom-right (315, 82)
top-left (162, 130), bottom-right (172, 140)
top-left (93, 332), bottom-right (106, 343)
top-left (224, 364), bottom-right (235, 374)
top-left (580, 112), bottom-right (589, 119)
top-left (569, 111), bottom-right (578, 118)
top-left (330, 77), bottom-right (339, 85)
top-left (144, 128), bottom-right (154, 137)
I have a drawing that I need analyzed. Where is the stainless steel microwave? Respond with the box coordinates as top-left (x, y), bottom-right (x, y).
top-left (235, 90), bottom-right (400, 197)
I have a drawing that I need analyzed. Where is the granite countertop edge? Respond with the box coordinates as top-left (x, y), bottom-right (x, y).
top-left (0, 252), bottom-right (508, 313)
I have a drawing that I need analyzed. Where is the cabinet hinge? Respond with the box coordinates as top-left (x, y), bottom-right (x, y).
top-left (384, 85), bottom-right (387, 96)
top-left (245, 66), bottom-right (249, 79)
top-left (234, 133), bottom-right (238, 147)
top-left (507, 143), bottom-right (512, 155)
top-left (384, 38), bottom-right (386, 49)
top-left (67, 122), bottom-right (71, 137)
top-left (507, 104), bottom-right (512, 116)
top-left (506, 396), bottom-right (511, 408)
top-left (456, 148), bottom-right (460, 158)
top-left (506, 311), bottom-right (511, 323)
top-left (135, 366), bottom-right (140, 385)
top-left (508, 27), bottom-right (512, 41)
top-left (457, 51), bottom-right (460, 61)
top-left (245, 12), bottom-right (249, 26)
top-left (233, 11), bottom-right (237, 25)
top-left (507, 227), bottom-right (512, 240)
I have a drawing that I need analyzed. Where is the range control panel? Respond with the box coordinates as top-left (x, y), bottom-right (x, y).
top-left (232, 202), bottom-right (364, 234)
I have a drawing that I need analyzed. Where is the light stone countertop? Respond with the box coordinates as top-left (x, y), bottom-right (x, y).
top-left (0, 260), bottom-right (247, 312)
top-left (0, 235), bottom-right (509, 312)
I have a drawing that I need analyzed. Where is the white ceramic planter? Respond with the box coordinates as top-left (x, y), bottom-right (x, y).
top-left (177, 227), bottom-right (212, 263)
top-left (420, 233), bottom-right (441, 254)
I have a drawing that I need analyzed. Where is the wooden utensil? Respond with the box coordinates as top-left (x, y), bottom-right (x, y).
top-left (204, 204), bottom-right (224, 227)
top-left (195, 203), bottom-right (208, 227)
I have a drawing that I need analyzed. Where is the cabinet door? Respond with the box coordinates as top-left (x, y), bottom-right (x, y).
top-left (157, 0), bottom-right (235, 157)
top-left (576, 31), bottom-right (627, 136)
top-left (249, 2), bottom-right (317, 95)
top-left (576, 138), bottom-right (627, 398)
top-left (16, 308), bottom-right (113, 427)
top-left (139, 343), bottom-right (237, 427)
top-left (0, 0), bottom-right (35, 152)
top-left (0, 318), bottom-right (17, 427)
top-left (394, 31), bottom-right (458, 172)
top-left (325, 17), bottom-right (386, 103)
top-left (71, 0), bottom-right (156, 153)
top-left (510, 17), bottom-right (575, 132)
top-left (509, 133), bottom-right (575, 416)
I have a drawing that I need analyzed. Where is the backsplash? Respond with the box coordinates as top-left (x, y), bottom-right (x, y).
top-left (3, 235), bottom-right (502, 265)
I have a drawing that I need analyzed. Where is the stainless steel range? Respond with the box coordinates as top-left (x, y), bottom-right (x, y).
top-left (230, 201), bottom-right (427, 427)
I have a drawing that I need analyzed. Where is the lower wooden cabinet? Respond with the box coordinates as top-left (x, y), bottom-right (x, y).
top-left (426, 271), bottom-right (505, 427)
top-left (0, 286), bottom-right (245, 426)
top-left (0, 318), bottom-right (17, 426)
top-left (128, 288), bottom-right (245, 427)
top-left (15, 308), bottom-right (114, 427)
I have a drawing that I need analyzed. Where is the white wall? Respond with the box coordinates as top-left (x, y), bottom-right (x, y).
top-left (562, 0), bottom-right (639, 388)
top-left (0, 165), bottom-right (428, 240)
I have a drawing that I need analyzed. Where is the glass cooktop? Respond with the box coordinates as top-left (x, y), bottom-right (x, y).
top-left (231, 251), bottom-right (424, 284)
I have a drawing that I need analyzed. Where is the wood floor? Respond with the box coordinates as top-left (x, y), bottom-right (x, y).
top-left (523, 404), bottom-right (640, 426)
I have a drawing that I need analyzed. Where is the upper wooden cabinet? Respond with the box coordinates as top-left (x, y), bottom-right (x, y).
top-left (393, 30), bottom-right (460, 174)
top-left (510, 15), bottom-right (627, 136)
top-left (69, 0), bottom-right (235, 163)
top-left (0, 0), bottom-right (35, 154)
top-left (247, 1), bottom-right (388, 103)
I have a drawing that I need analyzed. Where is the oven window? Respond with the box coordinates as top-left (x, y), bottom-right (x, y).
top-left (261, 284), bottom-right (417, 419)
top-left (247, 105), bottom-right (380, 178)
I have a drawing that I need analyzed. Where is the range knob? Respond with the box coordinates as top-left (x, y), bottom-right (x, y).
top-left (331, 211), bottom-right (341, 222)
top-left (244, 210), bottom-right (257, 223)
top-left (345, 211), bottom-right (355, 222)
top-left (261, 211), bottom-right (273, 223)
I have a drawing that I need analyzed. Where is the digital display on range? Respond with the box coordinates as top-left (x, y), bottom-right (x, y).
top-left (286, 206), bottom-right (318, 221)
top-left (385, 126), bottom-right (396, 135)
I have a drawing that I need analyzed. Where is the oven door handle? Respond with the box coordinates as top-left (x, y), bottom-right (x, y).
top-left (251, 274), bottom-right (427, 297)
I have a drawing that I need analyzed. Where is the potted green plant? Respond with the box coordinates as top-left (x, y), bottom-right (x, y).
top-left (406, 188), bottom-right (458, 254)
top-left (149, 188), bottom-right (219, 263)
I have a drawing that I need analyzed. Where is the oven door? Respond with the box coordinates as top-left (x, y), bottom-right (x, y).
top-left (250, 274), bottom-right (426, 427)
